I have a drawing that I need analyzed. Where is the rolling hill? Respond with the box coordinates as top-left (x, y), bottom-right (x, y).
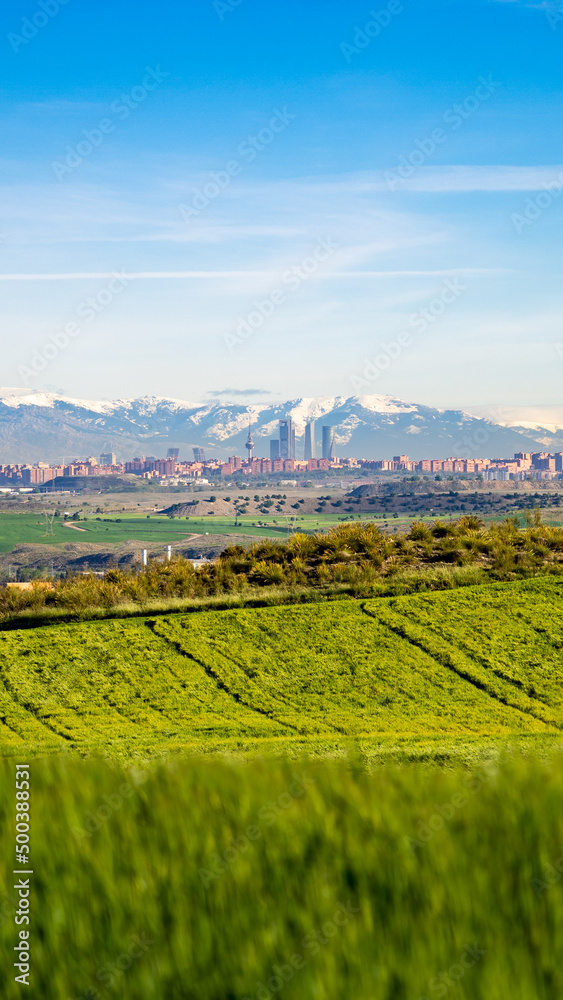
top-left (1, 576), bottom-right (562, 760)
top-left (2, 578), bottom-right (563, 997)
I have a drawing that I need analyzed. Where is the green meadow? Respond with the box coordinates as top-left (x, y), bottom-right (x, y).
top-left (0, 576), bottom-right (562, 760)
top-left (0, 511), bottom-right (319, 550)
top-left (0, 509), bottom-right (445, 552)
top-left (0, 511), bottom-right (231, 550)
top-left (0, 511), bottom-right (287, 550)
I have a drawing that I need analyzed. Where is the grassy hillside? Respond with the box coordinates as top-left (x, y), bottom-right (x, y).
top-left (1, 753), bottom-right (563, 999)
top-left (0, 576), bottom-right (562, 760)
top-left (3, 516), bottom-right (563, 626)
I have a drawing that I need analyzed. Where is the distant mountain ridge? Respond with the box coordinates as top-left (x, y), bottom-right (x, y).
top-left (464, 404), bottom-right (563, 451)
top-left (0, 388), bottom-right (549, 464)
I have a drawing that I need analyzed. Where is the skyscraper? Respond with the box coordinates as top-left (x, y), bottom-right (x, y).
top-left (99, 453), bottom-right (116, 466)
top-left (167, 448), bottom-right (180, 460)
top-left (193, 447), bottom-right (206, 462)
top-left (322, 425), bottom-right (335, 461)
top-left (279, 419), bottom-right (295, 460)
top-left (304, 420), bottom-right (316, 460)
top-left (270, 439), bottom-right (280, 461)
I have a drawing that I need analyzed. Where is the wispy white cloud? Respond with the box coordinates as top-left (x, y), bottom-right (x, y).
top-left (491, 0), bottom-right (561, 8)
top-left (0, 267), bottom-right (508, 282)
top-left (365, 165), bottom-right (563, 192)
top-left (206, 387), bottom-right (273, 398)
top-left (0, 271), bottom-right (273, 281)
top-left (49, 225), bottom-right (307, 245)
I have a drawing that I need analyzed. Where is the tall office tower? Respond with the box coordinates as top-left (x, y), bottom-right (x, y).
top-left (322, 425), bottom-right (335, 460)
top-left (304, 420), bottom-right (316, 460)
top-left (99, 453), bottom-right (117, 466)
top-left (270, 439), bottom-right (280, 461)
top-left (193, 447), bottom-right (206, 462)
top-left (245, 423), bottom-right (254, 462)
top-left (279, 419), bottom-right (295, 460)
top-left (167, 447), bottom-right (180, 460)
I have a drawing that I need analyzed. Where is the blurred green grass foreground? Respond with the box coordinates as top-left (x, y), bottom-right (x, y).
top-left (2, 753), bottom-right (563, 999)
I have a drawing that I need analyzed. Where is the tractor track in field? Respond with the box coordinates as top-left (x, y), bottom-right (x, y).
top-left (146, 618), bottom-right (306, 735)
top-left (359, 603), bottom-right (561, 731)
top-left (199, 642), bottom-right (349, 736)
top-left (0, 670), bottom-right (73, 744)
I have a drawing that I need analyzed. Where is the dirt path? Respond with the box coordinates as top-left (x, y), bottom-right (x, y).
top-left (62, 522), bottom-right (88, 532)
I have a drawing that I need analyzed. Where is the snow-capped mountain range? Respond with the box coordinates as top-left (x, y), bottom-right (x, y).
top-left (0, 388), bottom-right (553, 464)
top-left (463, 404), bottom-right (563, 450)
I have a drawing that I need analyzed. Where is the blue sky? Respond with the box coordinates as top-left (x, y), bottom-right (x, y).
top-left (1, 0), bottom-right (562, 408)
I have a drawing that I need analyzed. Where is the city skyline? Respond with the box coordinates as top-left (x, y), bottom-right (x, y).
top-left (3, 447), bottom-right (562, 489)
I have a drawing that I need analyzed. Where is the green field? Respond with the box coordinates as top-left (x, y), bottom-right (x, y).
top-left (1, 576), bottom-right (562, 760)
top-left (0, 512), bottom-right (229, 551)
top-left (0, 510), bottom-right (455, 552)
top-left (1, 753), bottom-right (563, 999)
top-left (1, 577), bottom-right (563, 997)
top-left (4, 508), bottom-right (560, 558)
top-left (0, 511), bottom-right (359, 550)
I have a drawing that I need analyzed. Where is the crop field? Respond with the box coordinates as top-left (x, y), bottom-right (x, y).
top-left (1, 753), bottom-right (563, 998)
top-left (0, 511), bottom-right (257, 551)
top-left (0, 510), bottom-right (388, 551)
top-left (0, 508), bottom-right (483, 554)
top-left (0, 577), bottom-right (562, 761)
top-left (0, 512), bottom-right (198, 551)
top-left (1, 577), bottom-right (562, 997)
top-left (4, 506), bottom-right (563, 568)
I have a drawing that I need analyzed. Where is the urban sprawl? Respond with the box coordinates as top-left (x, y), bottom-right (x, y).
top-left (1, 418), bottom-right (562, 488)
